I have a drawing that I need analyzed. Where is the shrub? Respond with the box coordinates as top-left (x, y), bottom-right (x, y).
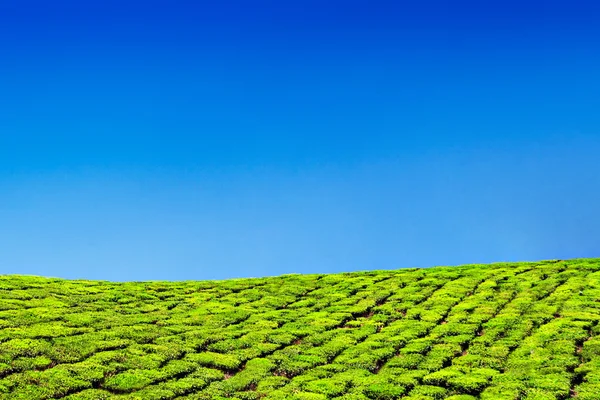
top-left (2, 259), bottom-right (600, 399)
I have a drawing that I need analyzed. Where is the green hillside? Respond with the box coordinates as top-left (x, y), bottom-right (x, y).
top-left (1, 258), bottom-right (600, 400)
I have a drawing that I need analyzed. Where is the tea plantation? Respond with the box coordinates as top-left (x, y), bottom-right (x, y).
top-left (1, 258), bottom-right (600, 400)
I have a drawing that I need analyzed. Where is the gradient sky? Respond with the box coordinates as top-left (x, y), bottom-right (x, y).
top-left (1, 1), bottom-right (599, 281)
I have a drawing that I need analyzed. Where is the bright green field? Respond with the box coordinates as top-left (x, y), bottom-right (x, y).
top-left (1, 258), bottom-right (600, 400)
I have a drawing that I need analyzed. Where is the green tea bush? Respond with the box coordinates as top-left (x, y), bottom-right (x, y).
top-left (0, 258), bottom-right (599, 399)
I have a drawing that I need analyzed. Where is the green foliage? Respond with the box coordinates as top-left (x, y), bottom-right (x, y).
top-left (0, 258), bottom-right (599, 398)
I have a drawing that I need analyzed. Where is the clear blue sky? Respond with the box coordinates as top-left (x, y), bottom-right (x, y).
top-left (1, 1), bottom-right (599, 281)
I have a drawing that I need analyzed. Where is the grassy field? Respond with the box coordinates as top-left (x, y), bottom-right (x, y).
top-left (1, 258), bottom-right (599, 399)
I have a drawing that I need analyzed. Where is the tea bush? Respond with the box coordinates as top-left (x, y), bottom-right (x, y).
top-left (0, 258), bottom-right (599, 398)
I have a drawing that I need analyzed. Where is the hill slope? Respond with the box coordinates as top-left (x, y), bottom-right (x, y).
top-left (1, 258), bottom-right (600, 399)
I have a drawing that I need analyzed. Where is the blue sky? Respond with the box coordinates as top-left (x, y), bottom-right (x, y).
top-left (1, 1), bottom-right (599, 281)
